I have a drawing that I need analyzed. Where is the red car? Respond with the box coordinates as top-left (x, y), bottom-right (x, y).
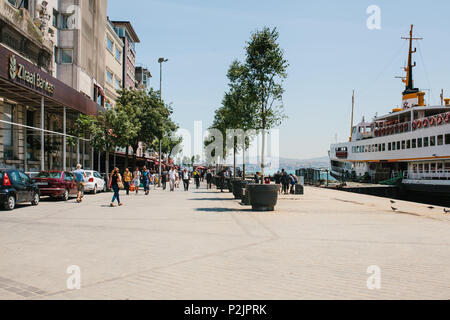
top-left (32, 171), bottom-right (78, 201)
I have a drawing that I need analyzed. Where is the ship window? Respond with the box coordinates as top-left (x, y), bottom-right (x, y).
top-left (407, 140), bottom-right (411, 149)
top-left (424, 163), bottom-right (429, 173)
top-left (382, 144), bottom-right (386, 152)
top-left (430, 163), bottom-right (436, 173)
top-left (402, 141), bottom-right (406, 150)
top-left (378, 144), bottom-right (381, 152)
top-left (397, 141), bottom-right (401, 150)
top-left (424, 137), bottom-right (429, 147)
top-left (430, 136), bottom-right (436, 147)
top-left (418, 138), bottom-right (423, 148)
top-left (438, 135), bottom-right (444, 146)
top-left (413, 164), bottom-right (418, 173)
top-left (445, 163), bottom-right (450, 173)
top-left (418, 164), bottom-right (423, 173)
top-left (412, 139), bottom-right (417, 148)
top-left (446, 134), bottom-right (450, 145)
top-left (437, 163), bottom-right (443, 173)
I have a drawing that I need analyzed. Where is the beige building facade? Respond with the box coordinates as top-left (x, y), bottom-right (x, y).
top-left (104, 18), bottom-right (123, 109)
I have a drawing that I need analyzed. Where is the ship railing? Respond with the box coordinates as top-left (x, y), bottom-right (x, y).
top-left (407, 172), bottom-right (450, 180)
top-left (374, 111), bottom-right (450, 138)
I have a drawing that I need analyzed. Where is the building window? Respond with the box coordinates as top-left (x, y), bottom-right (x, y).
top-left (61, 14), bottom-right (70, 29)
top-left (59, 49), bottom-right (73, 64)
top-left (430, 136), bottom-right (436, 147)
top-left (446, 134), bottom-right (450, 145)
top-left (115, 48), bottom-right (121, 61)
top-left (53, 9), bottom-right (58, 27)
top-left (438, 135), bottom-right (444, 146)
top-left (107, 37), bottom-right (113, 52)
top-left (106, 70), bottom-right (113, 84)
top-left (3, 104), bottom-right (14, 160)
top-left (115, 78), bottom-right (121, 90)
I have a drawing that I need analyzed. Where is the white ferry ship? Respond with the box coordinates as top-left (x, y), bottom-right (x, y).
top-left (329, 25), bottom-right (450, 195)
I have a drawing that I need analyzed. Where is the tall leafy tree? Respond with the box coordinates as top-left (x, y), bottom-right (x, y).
top-left (243, 27), bottom-right (288, 181)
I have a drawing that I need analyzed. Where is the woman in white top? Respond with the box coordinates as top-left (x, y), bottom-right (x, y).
top-left (133, 167), bottom-right (141, 194)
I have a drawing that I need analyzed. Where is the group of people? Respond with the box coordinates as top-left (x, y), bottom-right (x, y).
top-left (72, 164), bottom-right (300, 207)
top-left (274, 169), bottom-right (298, 194)
top-left (108, 166), bottom-right (160, 207)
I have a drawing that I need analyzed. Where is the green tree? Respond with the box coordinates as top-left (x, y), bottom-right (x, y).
top-left (116, 88), bottom-right (180, 170)
top-left (243, 27), bottom-right (288, 182)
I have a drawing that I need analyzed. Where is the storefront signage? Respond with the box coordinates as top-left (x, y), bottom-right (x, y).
top-left (8, 54), bottom-right (55, 95)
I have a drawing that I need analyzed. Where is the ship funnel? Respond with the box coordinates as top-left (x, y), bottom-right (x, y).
top-left (445, 98), bottom-right (450, 106)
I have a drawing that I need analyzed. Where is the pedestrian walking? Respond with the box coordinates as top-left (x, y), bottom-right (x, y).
top-left (162, 170), bottom-right (167, 190)
top-left (182, 169), bottom-right (190, 191)
top-left (109, 167), bottom-right (123, 207)
top-left (274, 171), bottom-right (282, 194)
top-left (281, 169), bottom-right (289, 194)
top-left (73, 164), bottom-right (87, 203)
top-left (169, 167), bottom-right (177, 192)
top-left (123, 168), bottom-right (132, 195)
top-left (206, 170), bottom-right (213, 190)
top-left (142, 166), bottom-right (150, 195)
top-left (289, 174), bottom-right (298, 194)
top-left (133, 167), bottom-right (141, 194)
top-left (194, 169), bottom-right (200, 189)
top-left (219, 169), bottom-right (225, 193)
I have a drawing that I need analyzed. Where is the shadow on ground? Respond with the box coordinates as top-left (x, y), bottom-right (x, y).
top-left (196, 208), bottom-right (252, 213)
top-left (189, 198), bottom-right (235, 201)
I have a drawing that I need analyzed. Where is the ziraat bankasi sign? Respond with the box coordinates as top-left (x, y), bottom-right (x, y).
top-left (8, 54), bottom-right (55, 95)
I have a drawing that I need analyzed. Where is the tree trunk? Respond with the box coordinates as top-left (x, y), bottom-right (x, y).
top-left (105, 150), bottom-right (110, 189)
top-left (233, 142), bottom-right (236, 179)
top-left (124, 145), bottom-right (129, 171)
top-left (242, 142), bottom-right (246, 180)
top-left (261, 129), bottom-right (265, 184)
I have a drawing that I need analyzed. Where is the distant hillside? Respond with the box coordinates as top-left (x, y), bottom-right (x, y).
top-left (279, 156), bottom-right (329, 170)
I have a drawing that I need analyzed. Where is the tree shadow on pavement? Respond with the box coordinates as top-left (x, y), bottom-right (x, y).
top-left (189, 198), bottom-right (235, 201)
top-left (196, 208), bottom-right (252, 213)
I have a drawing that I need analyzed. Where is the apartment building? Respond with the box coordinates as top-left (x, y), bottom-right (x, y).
top-left (104, 18), bottom-right (123, 109)
top-left (111, 21), bottom-right (140, 90)
top-left (0, 0), bottom-right (103, 172)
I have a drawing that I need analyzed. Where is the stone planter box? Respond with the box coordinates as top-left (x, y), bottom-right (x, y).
top-left (232, 179), bottom-right (248, 200)
top-left (246, 184), bottom-right (279, 211)
top-left (241, 187), bottom-right (251, 206)
top-left (295, 184), bottom-right (304, 195)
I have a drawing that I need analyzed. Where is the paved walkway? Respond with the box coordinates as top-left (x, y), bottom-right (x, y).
top-left (0, 184), bottom-right (449, 300)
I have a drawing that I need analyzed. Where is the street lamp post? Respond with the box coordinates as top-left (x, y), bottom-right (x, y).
top-left (158, 57), bottom-right (168, 187)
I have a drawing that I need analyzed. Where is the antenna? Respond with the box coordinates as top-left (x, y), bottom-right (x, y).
top-left (441, 89), bottom-right (444, 105)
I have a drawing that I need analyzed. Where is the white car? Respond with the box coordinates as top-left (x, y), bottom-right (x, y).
top-left (84, 170), bottom-right (106, 194)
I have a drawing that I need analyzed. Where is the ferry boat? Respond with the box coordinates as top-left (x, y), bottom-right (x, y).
top-left (329, 25), bottom-right (450, 196)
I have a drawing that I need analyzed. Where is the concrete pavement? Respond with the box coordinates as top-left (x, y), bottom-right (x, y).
top-left (0, 184), bottom-right (449, 300)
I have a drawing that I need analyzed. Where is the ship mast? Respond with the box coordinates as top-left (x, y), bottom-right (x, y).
top-left (400, 25), bottom-right (424, 109)
top-left (349, 90), bottom-right (354, 142)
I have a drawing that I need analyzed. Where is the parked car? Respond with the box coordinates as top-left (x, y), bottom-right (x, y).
top-left (32, 171), bottom-right (78, 201)
top-left (84, 170), bottom-right (106, 194)
top-left (26, 172), bottom-right (40, 179)
top-left (0, 169), bottom-right (40, 210)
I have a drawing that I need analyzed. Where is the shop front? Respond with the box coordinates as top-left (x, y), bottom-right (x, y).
top-left (0, 44), bottom-right (103, 173)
